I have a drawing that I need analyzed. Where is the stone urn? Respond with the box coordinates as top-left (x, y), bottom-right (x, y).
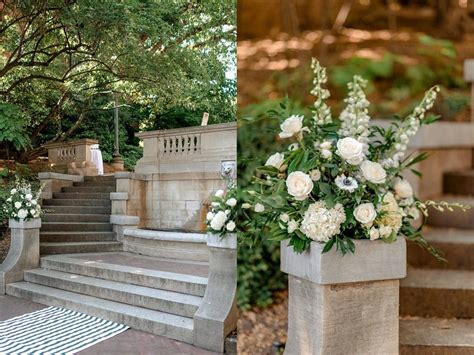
top-left (281, 237), bottom-right (406, 355)
top-left (0, 218), bottom-right (41, 294)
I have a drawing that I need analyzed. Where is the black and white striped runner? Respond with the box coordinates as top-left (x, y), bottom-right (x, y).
top-left (0, 307), bottom-right (129, 354)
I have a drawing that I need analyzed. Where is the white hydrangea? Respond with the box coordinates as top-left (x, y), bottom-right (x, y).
top-left (17, 209), bottom-right (28, 219)
top-left (300, 201), bottom-right (346, 242)
top-left (210, 211), bottom-right (227, 231)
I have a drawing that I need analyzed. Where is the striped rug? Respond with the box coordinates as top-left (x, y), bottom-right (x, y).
top-left (0, 307), bottom-right (129, 354)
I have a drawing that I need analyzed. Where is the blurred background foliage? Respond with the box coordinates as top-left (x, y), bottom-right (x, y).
top-left (237, 0), bottom-right (474, 310)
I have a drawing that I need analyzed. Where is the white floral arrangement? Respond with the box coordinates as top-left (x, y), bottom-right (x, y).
top-left (242, 59), bottom-right (469, 258)
top-left (4, 179), bottom-right (43, 221)
top-left (206, 182), bottom-right (238, 237)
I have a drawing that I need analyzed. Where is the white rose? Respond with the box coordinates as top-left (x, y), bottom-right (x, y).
top-left (14, 201), bottom-right (22, 209)
top-left (226, 198), bottom-right (237, 207)
top-left (287, 220), bottom-right (299, 233)
top-left (280, 213), bottom-right (289, 222)
top-left (336, 137), bottom-right (364, 165)
top-left (379, 225), bottom-right (392, 238)
top-left (369, 227), bottom-right (380, 241)
top-left (25, 193), bottom-right (32, 201)
top-left (210, 211), bottom-right (227, 231)
top-left (215, 190), bottom-right (225, 198)
top-left (319, 141), bottom-right (332, 150)
top-left (360, 160), bottom-right (386, 184)
top-left (254, 203), bottom-right (265, 213)
top-left (242, 203), bottom-right (251, 209)
top-left (394, 179), bottom-right (413, 199)
top-left (226, 221), bottom-right (236, 232)
top-left (309, 169), bottom-right (321, 182)
top-left (10, 188), bottom-right (17, 194)
top-left (321, 149), bottom-right (332, 159)
top-left (279, 115), bottom-right (305, 139)
top-left (353, 203), bottom-right (377, 224)
top-left (265, 153), bottom-right (285, 171)
top-left (206, 212), bottom-right (214, 221)
top-left (17, 209), bottom-right (28, 219)
top-left (286, 171), bottom-right (314, 201)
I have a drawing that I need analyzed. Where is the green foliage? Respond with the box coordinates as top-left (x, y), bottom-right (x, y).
top-left (0, 0), bottom-right (236, 159)
top-left (0, 103), bottom-right (29, 151)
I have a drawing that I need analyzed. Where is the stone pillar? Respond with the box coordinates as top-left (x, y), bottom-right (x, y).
top-left (194, 233), bottom-right (238, 353)
top-left (281, 238), bottom-right (406, 355)
top-left (110, 214), bottom-right (139, 242)
top-left (0, 219), bottom-right (41, 294)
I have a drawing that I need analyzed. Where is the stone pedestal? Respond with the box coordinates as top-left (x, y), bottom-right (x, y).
top-left (194, 233), bottom-right (238, 353)
top-left (281, 238), bottom-right (406, 355)
top-left (0, 219), bottom-right (41, 294)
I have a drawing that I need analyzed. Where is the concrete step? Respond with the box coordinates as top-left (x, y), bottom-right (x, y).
top-left (42, 205), bottom-right (111, 215)
top-left (53, 192), bottom-right (111, 200)
top-left (24, 269), bottom-right (202, 318)
top-left (62, 186), bottom-right (115, 193)
top-left (74, 181), bottom-right (116, 188)
top-left (41, 222), bottom-right (112, 232)
top-left (400, 318), bottom-right (474, 354)
top-left (41, 241), bottom-right (122, 254)
top-left (40, 231), bottom-right (116, 243)
top-left (400, 268), bottom-right (474, 318)
top-left (427, 195), bottom-right (474, 229)
top-left (42, 214), bottom-right (110, 223)
top-left (123, 229), bottom-right (209, 262)
top-left (444, 169), bottom-right (474, 195)
top-left (40, 254), bottom-right (208, 296)
top-left (84, 175), bottom-right (115, 182)
top-left (6, 282), bottom-right (193, 344)
top-left (408, 228), bottom-right (474, 270)
top-left (42, 199), bottom-right (111, 207)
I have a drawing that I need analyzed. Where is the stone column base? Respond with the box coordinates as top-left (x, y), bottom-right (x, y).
top-left (286, 276), bottom-right (399, 355)
top-left (0, 219), bottom-right (41, 294)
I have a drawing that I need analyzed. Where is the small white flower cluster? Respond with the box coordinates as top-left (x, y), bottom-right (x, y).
top-left (300, 201), bottom-right (346, 242)
top-left (4, 180), bottom-right (42, 221)
top-left (310, 58), bottom-right (332, 126)
top-left (383, 86), bottom-right (440, 168)
top-left (338, 76), bottom-right (371, 148)
top-left (206, 188), bottom-right (237, 234)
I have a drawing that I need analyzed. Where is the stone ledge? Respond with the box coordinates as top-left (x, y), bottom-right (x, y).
top-left (110, 215), bottom-right (139, 226)
top-left (281, 237), bottom-right (406, 284)
top-left (207, 233), bottom-right (237, 249)
top-left (110, 192), bottom-right (128, 200)
top-left (124, 229), bottom-right (207, 243)
top-left (9, 219), bottom-right (41, 229)
top-left (38, 172), bottom-right (84, 182)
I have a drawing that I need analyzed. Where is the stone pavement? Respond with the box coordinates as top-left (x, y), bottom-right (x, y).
top-left (0, 295), bottom-right (216, 355)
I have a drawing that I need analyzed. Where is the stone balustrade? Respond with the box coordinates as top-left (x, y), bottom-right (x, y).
top-left (44, 138), bottom-right (99, 176)
top-left (120, 123), bottom-right (237, 231)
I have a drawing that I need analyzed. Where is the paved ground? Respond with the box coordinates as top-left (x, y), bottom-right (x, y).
top-left (0, 295), bottom-right (216, 355)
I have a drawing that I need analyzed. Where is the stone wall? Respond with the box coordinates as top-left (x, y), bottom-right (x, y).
top-left (121, 123), bottom-right (237, 231)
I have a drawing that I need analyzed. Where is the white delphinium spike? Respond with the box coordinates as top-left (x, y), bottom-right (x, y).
top-left (311, 59), bottom-right (332, 126)
top-left (338, 76), bottom-right (371, 149)
top-left (382, 85), bottom-right (440, 168)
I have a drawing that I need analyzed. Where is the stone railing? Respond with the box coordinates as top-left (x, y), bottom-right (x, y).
top-left (129, 123), bottom-right (237, 231)
top-left (44, 138), bottom-right (99, 176)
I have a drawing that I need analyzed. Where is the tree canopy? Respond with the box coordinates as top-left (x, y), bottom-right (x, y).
top-left (0, 0), bottom-right (236, 162)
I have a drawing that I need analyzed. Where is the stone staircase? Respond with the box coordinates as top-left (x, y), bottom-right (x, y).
top-left (6, 252), bottom-right (209, 344)
top-left (400, 170), bottom-right (474, 354)
top-left (40, 175), bottom-right (122, 254)
top-left (6, 209), bottom-right (212, 346)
